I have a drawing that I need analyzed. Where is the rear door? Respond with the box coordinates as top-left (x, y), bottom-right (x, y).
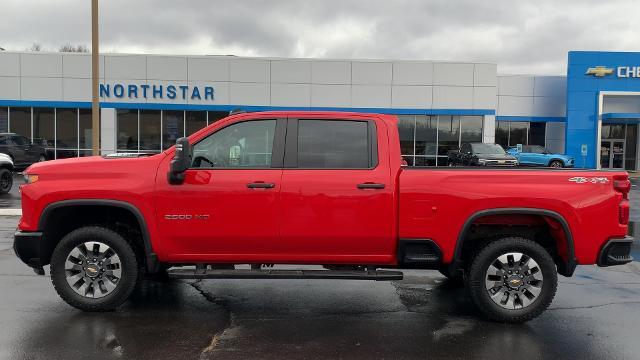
top-left (279, 116), bottom-right (395, 264)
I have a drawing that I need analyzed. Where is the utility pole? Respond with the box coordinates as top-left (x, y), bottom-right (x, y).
top-left (91, 0), bottom-right (100, 155)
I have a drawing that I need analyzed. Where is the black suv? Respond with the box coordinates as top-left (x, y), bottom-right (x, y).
top-left (0, 133), bottom-right (47, 169)
top-left (448, 142), bottom-right (518, 167)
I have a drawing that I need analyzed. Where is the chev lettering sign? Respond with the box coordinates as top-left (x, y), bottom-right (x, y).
top-left (585, 66), bottom-right (640, 78)
top-left (100, 83), bottom-right (214, 101)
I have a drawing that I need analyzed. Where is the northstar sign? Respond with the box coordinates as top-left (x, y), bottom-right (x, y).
top-left (99, 83), bottom-right (215, 101)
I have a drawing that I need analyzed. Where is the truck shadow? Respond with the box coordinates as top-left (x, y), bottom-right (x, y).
top-left (11, 273), bottom-right (607, 360)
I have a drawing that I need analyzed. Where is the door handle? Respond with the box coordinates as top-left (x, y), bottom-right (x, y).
top-left (357, 182), bottom-right (385, 189)
top-left (247, 182), bottom-right (275, 189)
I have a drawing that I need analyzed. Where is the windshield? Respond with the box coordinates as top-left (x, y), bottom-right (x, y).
top-left (470, 143), bottom-right (506, 155)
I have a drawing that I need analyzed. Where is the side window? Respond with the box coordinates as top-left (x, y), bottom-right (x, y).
top-left (297, 120), bottom-right (370, 168)
top-left (191, 120), bottom-right (276, 168)
top-left (12, 136), bottom-right (27, 146)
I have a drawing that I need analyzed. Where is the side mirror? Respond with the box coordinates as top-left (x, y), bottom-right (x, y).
top-left (168, 137), bottom-right (192, 185)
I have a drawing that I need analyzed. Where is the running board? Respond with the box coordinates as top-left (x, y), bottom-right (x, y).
top-left (167, 268), bottom-right (403, 281)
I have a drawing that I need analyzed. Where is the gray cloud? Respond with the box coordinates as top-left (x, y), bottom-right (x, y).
top-left (1, 0), bottom-right (639, 74)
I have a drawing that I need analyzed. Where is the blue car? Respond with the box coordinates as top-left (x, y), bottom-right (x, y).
top-left (507, 145), bottom-right (574, 168)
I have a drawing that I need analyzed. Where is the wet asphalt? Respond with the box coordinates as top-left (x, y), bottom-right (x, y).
top-left (0, 177), bottom-right (639, 359)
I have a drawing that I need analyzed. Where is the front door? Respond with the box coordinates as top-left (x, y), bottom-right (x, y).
top-left (601, 140), bottom-right (624, 169)
top-left (279, 117), bottom-right (395, 264)
top-left (155, 118), bottom-right (285, 261)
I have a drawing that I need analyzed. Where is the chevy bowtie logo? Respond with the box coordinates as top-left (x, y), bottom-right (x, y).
top-left (585, 66), bottom-right (614, 77)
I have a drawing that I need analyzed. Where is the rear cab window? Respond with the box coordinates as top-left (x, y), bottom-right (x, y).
top-left (287, 119), bottom-right (378, 169)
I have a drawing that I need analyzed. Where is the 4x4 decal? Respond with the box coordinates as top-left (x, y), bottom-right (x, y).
top-left (568, 176), bottom-right (610, 184)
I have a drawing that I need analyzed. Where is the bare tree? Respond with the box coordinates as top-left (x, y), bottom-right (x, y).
top-left (59, 44), bottom-right (89, 53)
top-left (29, 43), bottom-right (42, 51)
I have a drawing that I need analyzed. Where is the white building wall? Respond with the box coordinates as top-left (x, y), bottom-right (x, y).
top-left (497, 75), bottom-right (567, 151)
top-left (0, 52), bottom-right (497, 112)
top-left (0, 51), bottom-right (504, 151)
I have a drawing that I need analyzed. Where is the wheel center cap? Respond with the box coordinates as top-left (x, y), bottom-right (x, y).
top-left (507, 276), bottom-right (522, 289)
top-left (86, 264), bottom-right (100, 277)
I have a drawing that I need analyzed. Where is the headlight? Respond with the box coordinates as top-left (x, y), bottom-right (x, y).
top-left (24, 174), bottom-right (38, 184)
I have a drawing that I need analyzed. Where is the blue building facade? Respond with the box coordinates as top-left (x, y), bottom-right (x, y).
top-left (567, 51), bottom-right (640, 170)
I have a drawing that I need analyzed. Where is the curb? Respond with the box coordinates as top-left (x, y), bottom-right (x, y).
top-left (0, 209), bottom-right (22, 216)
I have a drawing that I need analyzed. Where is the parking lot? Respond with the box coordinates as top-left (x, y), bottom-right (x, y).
top-left (0, 178), bottom-right (639, 359)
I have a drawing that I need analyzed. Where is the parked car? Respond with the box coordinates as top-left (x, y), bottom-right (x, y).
top-left (507, 145), bottom-right (575, 168)
top-left (448, 142), bottom-right (518, 166)
top-left (0, 153), bottom-right (14, 194)
top-left (0, 133), bottom-right (47, 169)
top-left (14, 112), bottom-right (632, 323)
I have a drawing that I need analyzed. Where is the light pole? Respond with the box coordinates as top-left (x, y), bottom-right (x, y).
top-left (91, 0), bottom-right (100, 155)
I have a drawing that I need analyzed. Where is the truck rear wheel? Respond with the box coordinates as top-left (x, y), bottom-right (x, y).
top-left (50, 226), bottom-right (139, 311)
top-left (466, 237), bottom-right (557, 323)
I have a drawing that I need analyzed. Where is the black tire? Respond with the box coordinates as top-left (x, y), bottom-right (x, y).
top-left (0, 168), bottom-right (12, 194)
top-left (549, 160), bottom-right (563, 168)
top-left (50, 226), bottom-right (139, 311)
top-left (466, 237), bottom-right (557, 323)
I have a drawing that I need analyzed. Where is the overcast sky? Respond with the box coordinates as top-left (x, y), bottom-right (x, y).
top-left (2, 0), bottom-right (639, 75)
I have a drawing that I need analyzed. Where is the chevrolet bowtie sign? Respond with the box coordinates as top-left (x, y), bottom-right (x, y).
top-left (585, 66), bottom-right (640, 78)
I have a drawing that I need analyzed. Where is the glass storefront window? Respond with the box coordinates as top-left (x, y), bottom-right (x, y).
top-left (461, 116), bottom-right (483, 143)
top-left (139, 110), bottom-right (161, 153)
top-left (602, 124), bottom-right (626, 139)
top-left (186, 111), bottom-right (207, 136)
top-left (508, 122), bottom-right (527, 147)
top-left (163, 110), bottom-right (184, 150)
top-left (529, 122), bottom-right (546, 146)
top-left (56, 108), bottom-right (78, 150)
top-left (208, 111), bottom-right (228, 125)
top-left (496, 121), bottom-right (548, 149)
top-left (79, 109), bottom-right (96, 150)
top-left (10, 107), bottom-right (31, 140)
top-left (397, 115), bottom-right (415, 156)
top-left (437, 115), bottom-right (460, 165)
top-left (0, 108), bottom-right (7, 133)
top-left (117, 109), bottom-right (138, 150)
top-left (415, 115), bottom-right (437, 157)
top-left (397, 115), bottom-right (483, 167)
top-left (495, 121), bottom-right (509, 148)
top-left (625, 124), bottom-right (637, 170)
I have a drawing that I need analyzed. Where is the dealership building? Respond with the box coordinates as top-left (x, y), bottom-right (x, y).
top-left (0, 50), bottom-right (638, 169)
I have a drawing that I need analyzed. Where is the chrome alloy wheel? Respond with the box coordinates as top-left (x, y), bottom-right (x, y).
top-left (64, 241), bottom-right (122, 298)
top-left (484, 252), bottom-right (544, 310)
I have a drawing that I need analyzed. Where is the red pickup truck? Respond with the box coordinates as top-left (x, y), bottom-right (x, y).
top-left (14, 111), bottom-right (633, 323)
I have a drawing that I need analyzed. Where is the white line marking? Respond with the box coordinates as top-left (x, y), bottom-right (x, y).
top-left (0, 209), bottom-right (22, 216)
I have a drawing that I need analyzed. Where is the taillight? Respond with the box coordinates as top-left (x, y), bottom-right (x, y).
top-left (613, 175), bottom-right (630, 224)
top-left (620, 199), bottom-right (630, 225)
top-left (614, 179), bottom-right (631, 199)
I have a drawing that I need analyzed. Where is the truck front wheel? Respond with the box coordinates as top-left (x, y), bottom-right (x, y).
top-left (50, 226), bottom-right (139, 311)
top-left (466, 237), bottom-right (557, 323)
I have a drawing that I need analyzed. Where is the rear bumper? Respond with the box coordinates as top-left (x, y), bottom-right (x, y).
top-left (598, 236), bottom-right (634, 267)
top-left (13, 230), bottom-right (44, 269)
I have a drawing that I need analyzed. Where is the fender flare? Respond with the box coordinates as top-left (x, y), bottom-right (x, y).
top-left (450, 208), bottom-right (577, 276)
top-left (38, 199), bottom-right (159, 272)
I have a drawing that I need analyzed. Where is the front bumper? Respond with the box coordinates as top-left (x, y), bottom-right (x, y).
top-left (598, 236), bottom-right (634, 267)
top-left (13, 230), bottom-right (44, 269)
